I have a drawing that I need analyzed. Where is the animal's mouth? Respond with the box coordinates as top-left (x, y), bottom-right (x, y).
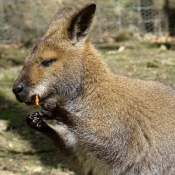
top-left (24, 94), bottom-right (47, 106)
top-left (24, 94), bottom-right (57, 106)
top-left (24, 94), bottom-right (39, 106)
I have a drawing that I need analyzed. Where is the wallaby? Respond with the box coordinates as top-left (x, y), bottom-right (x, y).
top-left (12, 3), bottom-right (175, 175)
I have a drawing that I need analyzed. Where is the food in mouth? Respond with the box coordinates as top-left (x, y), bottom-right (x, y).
top-left (35, 95), bottom-right (39, 106)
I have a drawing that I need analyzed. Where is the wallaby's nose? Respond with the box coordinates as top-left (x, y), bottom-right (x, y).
top-left (12, 83), bottom-right (24, 96)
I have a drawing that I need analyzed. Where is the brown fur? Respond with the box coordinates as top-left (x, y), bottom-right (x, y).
top-left (13, 3), bottom-right (175, 175)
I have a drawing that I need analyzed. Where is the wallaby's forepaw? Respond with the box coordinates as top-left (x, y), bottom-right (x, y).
top-left (40, 100), bottom-right (58, 119)
top-left (26, 112), bottom-right (48, 131)
top-left (40, 100), bottom-right (71, 124)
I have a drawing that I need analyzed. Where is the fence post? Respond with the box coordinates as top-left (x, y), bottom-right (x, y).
top-left (117, 0), bottom-right (122, 33)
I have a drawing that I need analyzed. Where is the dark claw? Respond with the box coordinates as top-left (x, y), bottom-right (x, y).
top-left (26, 111), bottom-right (48, 131)
top-left (40, 108), bottom-right (54, 119)
top-left (29, 112), bottom-right (41, 120)
top-left (28, 111), bottom-right (51, 120)
top-left (32, 117), bottom-right (40, 123)
top-left (39, 100), bottom-right (59, 120)
top-left (40, 100), bottom-right (58, 112)
top-left (36, 120), bottom-right (44, 127)
top-left (37, 100), bottom-right (70, 123)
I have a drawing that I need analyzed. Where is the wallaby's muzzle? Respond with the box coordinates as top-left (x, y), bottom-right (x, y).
top-left (12, 82), bottom-right (24, 99)
top-left (12, 75), bottom-right (35, 105)
top-left (13, 82), bottom-right (36, 105)
top-left (13, 81), bottom-right (29, 103)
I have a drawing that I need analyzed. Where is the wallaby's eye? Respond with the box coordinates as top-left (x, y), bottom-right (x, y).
top-left (40, 59), bottom-right (56, 67)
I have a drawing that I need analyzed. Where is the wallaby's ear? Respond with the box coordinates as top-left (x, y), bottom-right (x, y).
top-left (68, 3), bottom-right (96, 43)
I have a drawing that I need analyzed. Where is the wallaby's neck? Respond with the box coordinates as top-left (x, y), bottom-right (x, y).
top-left (81, 43), bottom-right (113, 92)
top-left (64, 43), bottom-right (115, 111)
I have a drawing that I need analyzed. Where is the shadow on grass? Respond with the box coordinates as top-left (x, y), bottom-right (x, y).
top-left (0, 92), bottom-right (64, 170)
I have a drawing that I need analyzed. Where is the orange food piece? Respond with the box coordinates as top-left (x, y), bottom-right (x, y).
top-left (35, 95), bottom-right (39, 106)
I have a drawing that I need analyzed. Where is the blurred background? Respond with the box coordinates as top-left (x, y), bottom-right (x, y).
top-left (0, 0), bottom-right (175, 175)
top-left (1, 0), bottom-right (175, 44)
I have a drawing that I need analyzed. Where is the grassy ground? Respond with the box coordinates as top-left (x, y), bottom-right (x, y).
top-left (0, 40), bottom-right (175, 175)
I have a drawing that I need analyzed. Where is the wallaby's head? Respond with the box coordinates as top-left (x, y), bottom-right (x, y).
top-left (12, 3), bottom-right (96, 105)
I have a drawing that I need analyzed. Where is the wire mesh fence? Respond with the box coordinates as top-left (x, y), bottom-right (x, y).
top-left (0, 0), bottom-right (172, 44)
top-left (96, 0), bottom-right (168, 43)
